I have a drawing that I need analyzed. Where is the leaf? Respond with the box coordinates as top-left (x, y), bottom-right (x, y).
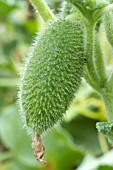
top-left (96, 121), bottom-right (113, 145)
top-left (76, 150), bottom-right (113, 170)
top-left (4, 161), bottom-right (38, 170)
top-left (97, 165), bottom-right (113, 170)
top-left (0, 1), bottom-right (16, 19)
top-left (62, 115), bottom-right (102, 155)
top-left (0, 104), bottom-right (84, 170)
top-left (0, 105), bottom-right (25, 150)
top-left (0, 104), bottom-right (38, 168)
top-left (0, 152), bottom-right (13, 162)
top-left (42, 126), bottom-right (84, 170)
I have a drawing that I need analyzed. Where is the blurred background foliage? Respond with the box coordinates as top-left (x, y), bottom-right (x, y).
top-left (0, 0), bottom-right (113, 170)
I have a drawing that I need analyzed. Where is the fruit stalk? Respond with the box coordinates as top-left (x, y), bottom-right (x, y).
top-left (31, 0), bottom-right (55, 21)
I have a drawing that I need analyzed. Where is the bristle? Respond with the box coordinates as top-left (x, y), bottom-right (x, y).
top-left (18, 19), bottom-right (85, 135)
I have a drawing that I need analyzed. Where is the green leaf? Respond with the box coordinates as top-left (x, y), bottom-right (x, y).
top-left (0, 1), bottom-right (16, 19)
top-left (0, 105), bottom-right (25, 150)
top-left (0, 152), bottom-right (13, 162)
top-left (62, 115), bottom-right (102, 155)
top-left (4, 161), bottom-right (38, 170)
top-left (42, 127), bottom-right (84, 170)
top-left (96, 121), bottom-right (113, 145)
top-left (0, 104), bottom-right (84, 170)
top-left (66, 0), bottom-right (109, 20)
top-left (97, 165), bottom-right (113, 170)
top-left (0, 104), bottom-right (38, 168)
top-left (77, 150), bottom-right (113, 170)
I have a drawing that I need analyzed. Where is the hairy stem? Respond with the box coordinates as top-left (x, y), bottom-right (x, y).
top-left (108, 72), bottom-right (113, 90)
top-left (31, 0), bottom-right (55, 21)
top-left (85, 22), bottom-right (101, 88)
top-left (84, 67), bottom-right (99, 91)
top-left (85, 21), bottom-right (113, 121)
top-left (94, 4), bottom-right (113, 22)
top-left (94, 30), bottom-right (107, 87)
top-left (36, 13), bottom-right (45, 32)
top-left (101, 92), bottom-right (113, 120)
top-left (100, 72), bottom-right (113, 120)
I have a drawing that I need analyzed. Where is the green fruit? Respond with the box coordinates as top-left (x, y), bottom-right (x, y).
top-left (19, 19), bottom-right (85, 135)
top-left (104, 11), bottom-right (113, 47)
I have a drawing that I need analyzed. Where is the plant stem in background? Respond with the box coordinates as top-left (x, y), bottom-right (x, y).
top-left (0, 78), bottom-right (18, 87)
top-left (31, 0), bottom-right (55, 21)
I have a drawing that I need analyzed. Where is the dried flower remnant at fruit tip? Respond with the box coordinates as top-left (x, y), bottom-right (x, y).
top-left (32, 136), bottom-right (47, 165)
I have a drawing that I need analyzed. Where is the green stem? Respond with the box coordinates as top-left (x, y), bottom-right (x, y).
top-left (0, 78), bottom-right (18, 87)
top-left (84, 67), bottom-right (99, 91)
top-left (36, 13), bottom-right (45, 32)
top-left (31, 0), bottom-right (55, 21)
top-left (101, 89), bottom-right (113, 121)
top-left (98, 71), bottom-right (113, 121)
top-left (94, 4), bottom-right (113, 22)
top-left (94, 30), bottom-right (107, 87)
top-left (86, 22), bottom-right (101, 88)
top-left (108, 72), bottom-right (113, 93)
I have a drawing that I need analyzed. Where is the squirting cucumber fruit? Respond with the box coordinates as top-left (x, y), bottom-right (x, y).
top-left (19, 19), bottom-right (85, 136)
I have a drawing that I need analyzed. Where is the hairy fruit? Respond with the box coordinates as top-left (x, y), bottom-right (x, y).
top-left (19, 19), bottom-right (85, 135)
